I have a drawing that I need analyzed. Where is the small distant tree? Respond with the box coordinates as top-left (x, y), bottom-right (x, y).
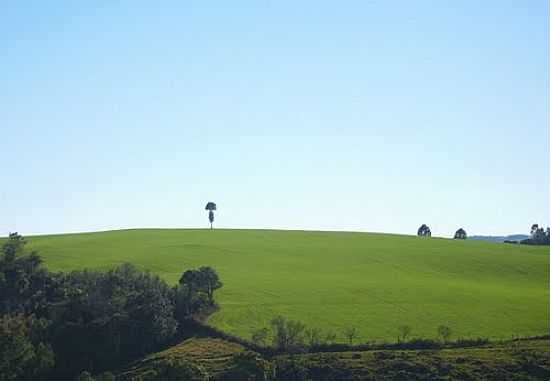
top-left (343, 326), bottom-right (358, 346)
top-left (251, 327), bottom-right (269, 347)
top-left (417, 224), bottom-right (431, 237)
top-left (205, 202), bottom-right (217, 229)
top-left (454, 228), bottom-right (467, 240)
top-left (304, 327), bottom-right (322, 347)
top-left (437, 325), bottom-right (452, 343)
top-left (270, 316), bottom-right (305, 350)
top-left (324, 330), bottom-right (337, 345)
top-left (397, 325), bottom-right (411, 343)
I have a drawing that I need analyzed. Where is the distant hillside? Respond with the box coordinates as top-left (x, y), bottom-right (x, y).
top-left (469, 234), bottom-right (529, 243)
top-left (27, 229), bottom-right (550, 341)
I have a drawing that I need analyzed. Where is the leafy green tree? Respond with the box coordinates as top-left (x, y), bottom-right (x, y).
top-left (52, 264), bottom-right (178, 376)
top-left (0, 233), bottom-right (52, 315)
top-left (199, 266), bottom-right (223, 302)
top-left (179, 266), bottom-right (222, 304)
top-left (205, 202), bottom-right (217, 229)
top-left (0, 314), bottom-right (54, 381)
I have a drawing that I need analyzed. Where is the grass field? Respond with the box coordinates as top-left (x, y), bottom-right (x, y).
top-left (23, 228), bottom-right (550, 342)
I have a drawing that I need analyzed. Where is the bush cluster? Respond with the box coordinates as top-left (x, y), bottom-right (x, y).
top-left (0, 233), bottom-right (222, 380)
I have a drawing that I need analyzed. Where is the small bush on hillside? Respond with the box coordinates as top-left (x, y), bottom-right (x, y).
top-left (397, 325), bottom-right (412, 342)
top-left (151, 358), bottom-right (209, 381)
top-left (219, 351), bottom-right (273, 381)
top-left (252, 327), bottom-right (270, 347)
top-left (270, 316), bottom-right (306, 351)
top-left (438, 325), bottom-right (452, 343)
top-left (273, 360), bottom-right (309, 381)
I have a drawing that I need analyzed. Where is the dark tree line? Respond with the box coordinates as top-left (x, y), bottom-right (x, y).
top-left (0, 233), bottom-right (222, 381)
top-left (521, 224), bottom-right (550, 245)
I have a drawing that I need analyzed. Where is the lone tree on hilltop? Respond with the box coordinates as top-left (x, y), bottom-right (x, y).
top-left (205, 202), bottom-right (217, 229)
top-left (454, 228), bottom-right (467, 240)
top-left (417, 224), bottom-right (431, 237)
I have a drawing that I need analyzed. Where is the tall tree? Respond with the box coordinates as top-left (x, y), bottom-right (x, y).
top-left (205, 202), bottom-right (217, 229)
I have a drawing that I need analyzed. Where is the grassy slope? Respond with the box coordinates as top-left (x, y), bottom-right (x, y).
top-left (26, 228), bottom-right (550, 341)
top-left (118, 338), bottom-right (245, 380)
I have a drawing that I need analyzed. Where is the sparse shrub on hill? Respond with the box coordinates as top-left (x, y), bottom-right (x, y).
top-left (342, 326), bottom-right (358, 345)
top-left (148, 358), bottom-right (209, 381)
top-left (304, 327), bottom-right (322, 347)
top-left (219, 351), bottom-right (274, 381)
top-left (397, 325), bottom-right (412, 343)
top-left (438, 325), bottom-right (452, 343)
top-left (270, 316), bottom-right (306, 352)
top-left (324, 330), bottom-right (337, 345)
top-left (252, 327), bottom-right (270, 347)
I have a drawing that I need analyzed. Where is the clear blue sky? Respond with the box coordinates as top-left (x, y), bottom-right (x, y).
top-left (1, 1), bottom-right (549, 237)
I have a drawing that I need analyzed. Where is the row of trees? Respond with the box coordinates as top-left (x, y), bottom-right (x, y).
top-left (0, 233), bottom-right (223, 381)
top-left (417, 225), bottom-right (467, 240)
top-left (251, 316), bottom-right (454, 351)
top-left (521, 224), bottom-right (550, 245)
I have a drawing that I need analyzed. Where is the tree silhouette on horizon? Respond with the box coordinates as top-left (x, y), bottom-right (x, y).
top-left (205, 202), bottom-right (217, 229)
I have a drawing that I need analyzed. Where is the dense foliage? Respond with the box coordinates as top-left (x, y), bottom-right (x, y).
top-left (0, 233), bottom-right (222, 380)
top-left (521, 224), bottom-right (550, 245)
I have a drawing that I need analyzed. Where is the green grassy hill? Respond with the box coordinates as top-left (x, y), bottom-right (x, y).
top-left (25, 229), bottom-right (550, 342)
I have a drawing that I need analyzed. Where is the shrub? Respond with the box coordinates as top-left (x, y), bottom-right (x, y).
top-left (219, 351), bottom-right (274, 381)
top-left (437, 325), bottom-right (452, 343)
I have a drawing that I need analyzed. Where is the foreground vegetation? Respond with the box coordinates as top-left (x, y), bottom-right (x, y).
top-left (119, 336), bottom-right (550, 380)
top-left (27, 229), bottom-right (550, 341)
top-left (0, 233), bottom-right (223, 380)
